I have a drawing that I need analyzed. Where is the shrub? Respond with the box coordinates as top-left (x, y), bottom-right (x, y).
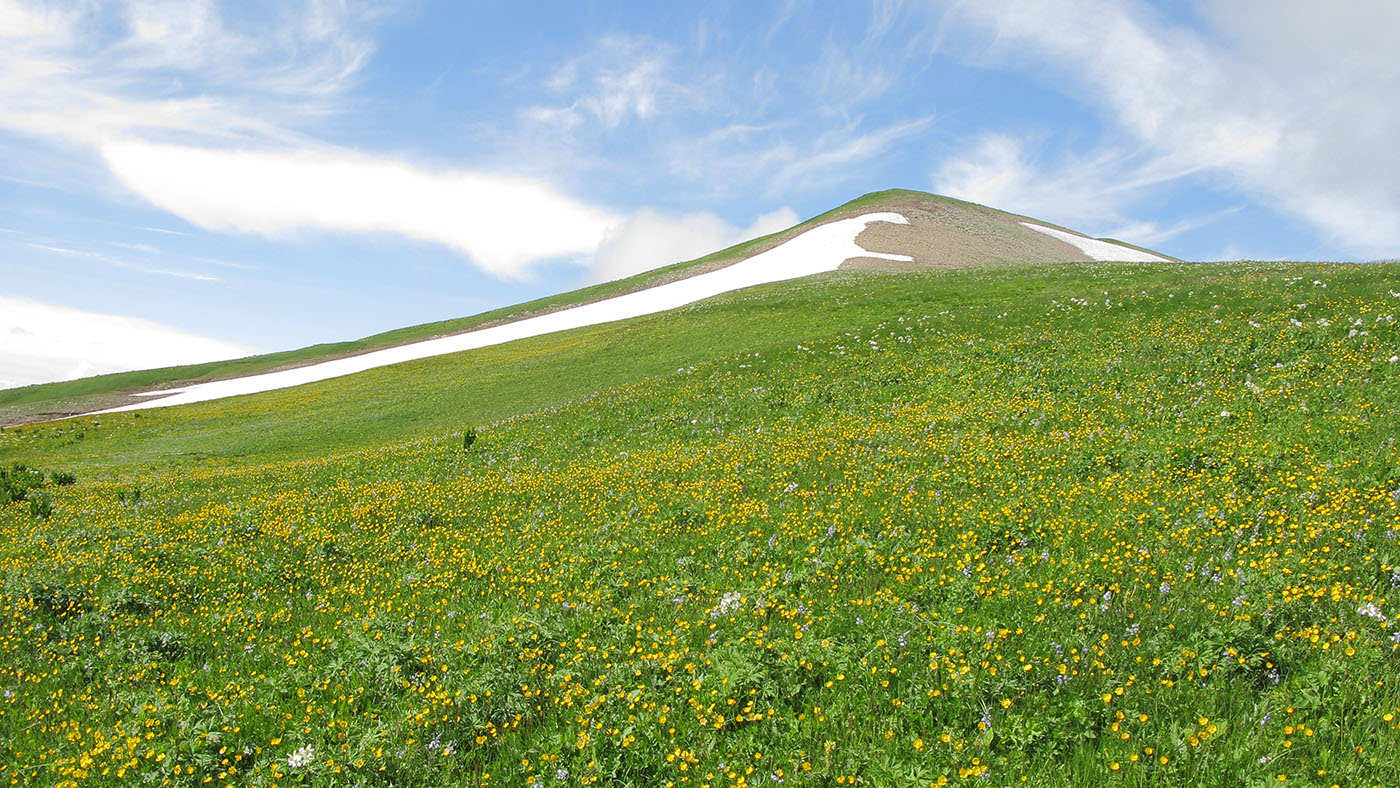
top-left (136, 630), bottom-right (190, 662)
top-left (1, 463), bottom-right (44, 505)
top-left (27, 490), bottom-right (54, 519)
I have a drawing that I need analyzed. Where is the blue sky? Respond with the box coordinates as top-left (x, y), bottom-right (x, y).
top-left (3, 0), bottom-right (1398, 387)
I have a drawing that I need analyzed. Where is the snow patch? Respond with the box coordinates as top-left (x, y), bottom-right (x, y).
top-left (1019, 222), bottom-right (1170, 262)
top-left (97, 212), bottom-right (911, 413)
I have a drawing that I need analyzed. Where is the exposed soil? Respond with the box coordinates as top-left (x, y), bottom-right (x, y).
top-left (843, 196), bottom-right (1094, 271)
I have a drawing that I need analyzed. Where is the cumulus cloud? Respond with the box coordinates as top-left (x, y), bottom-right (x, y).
top-left (590, 207), bottom-right (800, 283)
top-left (937, 0), bottom-right (1400, 258)
top-left (102, 140), bottom-right (621, 278)
top-left (0, 295), bottom-right (254, 389)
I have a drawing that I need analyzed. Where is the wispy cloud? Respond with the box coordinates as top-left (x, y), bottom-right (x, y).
top-left (935, 0), bottom-right (1400, 258)
top-left (775, 118), bottom-right (931, 189)
top-left (512, 17), bottom-right (936, 203)
top-left (933, 132), bottom-right (1240, 249)
top-left (525, 36), bottom-right (705, 134)
top-left (935, 134), bottom-right (1154, 230)
top-left (20, 238), bottom-right (221, 281)
top-left (811, 40), bottom-right (894, 112)
top-left (8, 3), bottom-right (937, 277)
top-left (0, 0), bottom-right (375, 149)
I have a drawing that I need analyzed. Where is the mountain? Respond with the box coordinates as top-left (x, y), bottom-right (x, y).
top-left (0, 190), bottom-right (1170, 427)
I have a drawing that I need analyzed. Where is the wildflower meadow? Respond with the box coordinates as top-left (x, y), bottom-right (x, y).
top-left (2, 261), bottom-right (1399, 787)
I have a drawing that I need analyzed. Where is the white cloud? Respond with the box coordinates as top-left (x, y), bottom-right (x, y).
top-left (101, 140), bottom-right (622, 278)
top-left (938, 0), bottom-right (1400, 258)
top-left (590, 207), bottom-right (799, 283)
top-left (0, 295), bottom-right (254, 389)
top-left (934, 134), bottom-right (1026, 208)
top-left (0, 0), bottom-right (63, 39)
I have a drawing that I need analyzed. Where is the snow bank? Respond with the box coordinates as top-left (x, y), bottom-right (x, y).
top-left (1019, 222), bottom-right (1169, 262)
top-left (98, 212), bottom-right (911, 413)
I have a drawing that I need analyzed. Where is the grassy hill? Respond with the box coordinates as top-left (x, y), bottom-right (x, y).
top-left (0, 190), bottom-right (1144, 427)
top-left (2, 241), bottom-right (1398, 784)
top-left (0, 263), bottom-right (1161, 472)
top-left (0, 191), bottom-right (890, 425)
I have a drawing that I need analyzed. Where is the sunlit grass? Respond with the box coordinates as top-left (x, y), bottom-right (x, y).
top-left (1, 260), bottom-right (1398, 786)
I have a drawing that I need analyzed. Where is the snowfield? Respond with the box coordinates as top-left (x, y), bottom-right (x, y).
top-left (97, 213), bottom-right (912, 413)
top-left (1019, 222), bottom-right (1170, 263)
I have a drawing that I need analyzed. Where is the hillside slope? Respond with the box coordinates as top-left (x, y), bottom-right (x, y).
top-left (1, 260), bottom-right (1215, 473)
top-left (0, 190), bottom-right (1169, 425)
top-left (2, 259), bottom-right (1397, 787)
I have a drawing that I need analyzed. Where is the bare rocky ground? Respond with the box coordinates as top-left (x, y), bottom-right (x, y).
top-left (843, 194), bottom-right (1103, 271)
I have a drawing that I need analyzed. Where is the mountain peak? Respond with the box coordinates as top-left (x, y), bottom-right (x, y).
top-left (814, 189), bottom-right (1173, 269)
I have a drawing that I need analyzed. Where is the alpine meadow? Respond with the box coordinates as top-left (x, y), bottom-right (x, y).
top-left (2, 187), bottom-right (1400, 787)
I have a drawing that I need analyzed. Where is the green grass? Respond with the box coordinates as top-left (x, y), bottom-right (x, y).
top-left (2, 260), bottom-right (1398, 787)
top-left (0, 260), bottom-right (1252, 474)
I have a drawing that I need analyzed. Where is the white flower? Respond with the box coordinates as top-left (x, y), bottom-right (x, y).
top-left (711, 591), bottom-right (742, 618)
top-left (1358, 602), bottom-right (1387, 622)
top-left (287, 744), bottom-right (314, 769)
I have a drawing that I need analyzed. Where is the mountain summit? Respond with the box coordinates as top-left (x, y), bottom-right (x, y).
top-left (830, 190), bottom-right (1171, 268)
